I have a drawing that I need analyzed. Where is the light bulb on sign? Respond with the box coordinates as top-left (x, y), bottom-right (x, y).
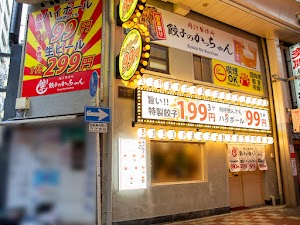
top-left (262, 136), bottom-right (268, 144)
top-left (186, 131), bottom-right (195, 140)
top-left (210, 133), bottom-right (218, 141)
top-left (257, 99), bottom-right (263, 106)
top-left (262, 99), bottom-right (269, 107)
top-left (267, 137), bottom-right (274, 144)
top-left (251, 98), bottom-right (257, 105)
top-left (145, 77), bottom-right (154, 87)
top-left (232, 134), bottom-right (239, 142)
top-left (226, 93), bottom-right (232, 101)
top-left (197, 87), bottom-right (205, 96)
top-left (232, 94), bottom-right (239, 102)
top-left (245, 96), bottom-right (252, 104)
top-left (163, 81), bottom-right (172, 91)
top-left (172, 82), bottom-right (181, 92)
top-left (137, 77), bottom-right (146, 86)
top-left (157, 129), bottom-right (167, 139)
top-left (256, 136), bottom-right (262, 144)
top-left (195, 132), bottom-right (203, 141)
top-left (167, 130), bottom-right (176, 140)
top-left (204, 89), bottom-right (211, 97)
top-left (250, 136), bottom-right (257, 144)
top-left (219, 92), bottom-right (226, 100)
top-left (178, 130), bottom-right (187, 140)
top-left (137, 128), bottom-right (147, 138)
top-left (181, 84), bottom-right (189, 93)
top-left (245, 135), bottom-right (251, 143)
top-left (189, 86), bottom-right (197, 95)
top-left (154, 79), bottom-right (163, 89)
top-left (238, 135), bottom-right (245, 143)
top-left (239, 95), bottom-right (246, 103)
top-left (202, 132), bottom-right (211, 141)
top-left (225, 134), bottom-right (232, 142)
top-left (147, 129), bottom-right (156, 139)
top-left (218, 133), bottom-right (225, 142)
top-left (212, 90), bottom-right (219, 98)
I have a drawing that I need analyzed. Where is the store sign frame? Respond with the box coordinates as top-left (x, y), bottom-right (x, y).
top-left (136, 89), bottom-right (271, 132)
top-left (21, 0), bottom-right (102, 97)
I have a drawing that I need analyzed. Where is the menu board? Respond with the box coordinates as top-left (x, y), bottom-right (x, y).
top-left (119, 138), bottom-right (147, 190)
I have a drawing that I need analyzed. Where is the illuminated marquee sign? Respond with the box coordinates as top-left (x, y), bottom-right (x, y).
top-left (136, 89), bottom-right (270, 132)
top-left (119, 29), bottom-right (143, 81)
top-left (119, 0), bottom-right (139, 23)
top-left (22, 0), bottom-right (102, 97)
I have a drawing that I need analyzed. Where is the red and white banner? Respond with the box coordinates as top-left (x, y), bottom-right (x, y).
top-left (228, 145), bottom-right (240, 172)
top-left (256, 145), bottom-right (268, 170)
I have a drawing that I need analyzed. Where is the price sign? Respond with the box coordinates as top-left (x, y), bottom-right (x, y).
top-left (138, 90), bottom-right (270, 131)
top-left (22, 0), bottom-right (102, 97)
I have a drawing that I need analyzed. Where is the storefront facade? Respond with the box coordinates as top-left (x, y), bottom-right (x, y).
top-left (4, 0), bottom-right (300, 224)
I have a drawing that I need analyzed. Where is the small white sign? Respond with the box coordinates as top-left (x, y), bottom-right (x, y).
top-left (89, 123), bottom-right (107, 133)
top-left (291, 109), bottom-right (300, 133)
top-left (291, 158), bottom-right (298, 176)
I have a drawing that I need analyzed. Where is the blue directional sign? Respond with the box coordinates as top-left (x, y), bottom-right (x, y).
top-left (84, 106), bottom-right (111, 123)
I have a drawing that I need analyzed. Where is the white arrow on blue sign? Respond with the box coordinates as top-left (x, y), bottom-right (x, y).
top-left (84, 106), bottom-right (111, 123)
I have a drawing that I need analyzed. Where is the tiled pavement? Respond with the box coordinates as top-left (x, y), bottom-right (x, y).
top-left (166, 206), bottom-right (300, 225)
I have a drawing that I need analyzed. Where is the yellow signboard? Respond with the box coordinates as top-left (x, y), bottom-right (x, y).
top-left (212, 59), bottom-right (263, 95)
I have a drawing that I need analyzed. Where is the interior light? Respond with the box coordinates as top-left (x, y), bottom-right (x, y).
top-left (262, 99), bottom-right (269, 107)
top-left (195, 132), bottom-right (203, 141)
top-left (197, 87), bottom-right (205, 96)
top-left (251, 97), bottom-right (257, 105)
top-left (210, 132), bottom-right (218, 141)
top-left (189, 86), bottom-right (197, 95)
top-left (238, 135), bottom-right (245, 143)
top-left (186, 131), bottom-right (195, 140)
top-left (157, 129), bottom-right (167, 139)
top-left (147, 129), bottom-right (156, 139)
top-left (262, 136), bottom-right (268, 144)
top-left (250, 136), bottom-right (257, 143)
top-left (167, 130), bottom-right (176, 140)
top-left (257, 99), bottom-right (263, 106)
top-left (178, 130), bottom-right (187, 140)
top-left (164, 81), bottom-right (172, 91)
top-left (146, 77), bottom-right (154, 87)
top-left (203, 132), bottom-right (211, 141)
top-left (154, 79), bottom-right (163, 89)
top-left (172, 82), bottom-right (181, 92)
top-left (137, 128), bottom-right (147, 138)
top-left (181, 84), bottom-right (189, 93)
top-left (256, 136), bottom-right (262, 144)
top-left (218, 133), bottom-right (225, 142)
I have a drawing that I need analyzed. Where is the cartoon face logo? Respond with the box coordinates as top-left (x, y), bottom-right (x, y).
top-left (232, 147), bottom-right (237, 157)
top-left (36, 79), bottom-right (48, 95)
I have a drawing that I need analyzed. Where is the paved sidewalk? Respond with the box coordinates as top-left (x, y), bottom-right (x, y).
top-left (166, 206), bottom-right (300, 225)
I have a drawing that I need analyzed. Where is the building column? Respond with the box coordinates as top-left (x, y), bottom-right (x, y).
top-left (265, 31), bottom-right (297, 207)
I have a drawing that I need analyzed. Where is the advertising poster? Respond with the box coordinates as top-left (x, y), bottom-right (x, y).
top-left (289, 43), bottom-right (300, 107)
top-left (212, 59), bottom-right (263, 95)
top-left (256, 145), bottom-right (268, 170)
top-left (119, 138), bottom-right (147, 190)
top-left (138, 90), bottom-right (270, 131)
top-left (22, 0), bottom-right (102, 97)
top-left (239, 149), bottom-right (248, 171)
top-left (140, 6), bottom-right (260, 72)
top-left (228, 145), bottom-right (240, 172)
top-left (247, 149), bottom-right (257, 171)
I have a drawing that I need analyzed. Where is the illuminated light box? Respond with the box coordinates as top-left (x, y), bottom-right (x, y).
top-left (119, 138), bottom-right (147, 191)
top-left (136, 89), bottom-right (271, 132)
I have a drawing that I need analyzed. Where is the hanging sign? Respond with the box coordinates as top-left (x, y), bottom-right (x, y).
top-left (289, 43), bottom-right (300, 107)
top-left (119, 138), bottom-right (147, 190)
top-left (256, 145), bottom-right (268, 170)
top-left (21, 0), bottom-right (102, 97)
top-left (291, 108), bottom-right (300, 133)
top-left (228, 145), bottom-right (240, 172)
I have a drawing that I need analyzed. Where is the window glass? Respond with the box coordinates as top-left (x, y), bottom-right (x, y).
top-left (151, 141), bottom-right (203, 183)
top-left (147, 44), bottom-right (169, 74)
top-left (193, 55), bottom-right (212, 83)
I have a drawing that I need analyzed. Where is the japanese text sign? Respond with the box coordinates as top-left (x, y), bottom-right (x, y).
top-left (137, 90), bottom-right (270, 131)
top-left (212, 59), bottom-right (263, 95)
top-left (289, 43), bottom-right (300, 107)
top-left (291, 108), bottom-right (300, 133)
top-left (149, 6), bottom-right (260, 72)
top-left (22, 0), bottom-right (102, 97)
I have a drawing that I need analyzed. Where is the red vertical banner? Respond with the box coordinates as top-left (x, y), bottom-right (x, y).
top-left (22, 0), bottom-right (102, 97)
